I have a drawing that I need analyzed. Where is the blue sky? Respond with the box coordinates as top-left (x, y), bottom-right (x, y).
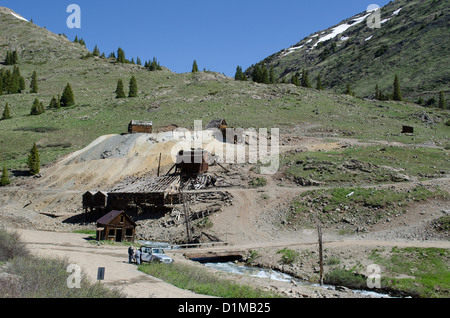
top-left (1, 0), bottom-right (391, 76)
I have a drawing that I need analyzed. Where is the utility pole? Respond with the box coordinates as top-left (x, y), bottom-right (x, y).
top-left (318, 224), bottom-right (324, 286)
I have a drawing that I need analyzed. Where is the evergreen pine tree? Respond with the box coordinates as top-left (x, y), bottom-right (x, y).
top-left (117, 47), bottom-right (126, 63)
top-left (60, 83), bottom-right (75, 106)
top-left (12, 50), bottom-right (18, 64)
top-left (93, 45), bottom-right (100, 56)
top-left (2, 103), bottom-right (11, 120)
top-left (128, 76), bottom-right (138, 97)
top-left (27, 143), bottom-right (40, 175)
top-left (316, 74), bottom-right (323, 90)
top-left (3, 70), bottom-right (12, 94)
top-left (49, 96), bottom-right (58, 108)
top-left (0, 71), bottom-right (3, 95)
top-left (30, 98), bottom-right (43, 115)
top-left (261, 65), bottom-right (269, 84)
top-left (375, 84), bottom-right (380, 100)
top-left (439, 91), bottom-right (447, 109)
top-left (30, 70), bottom-right (38, 93)
top-left (291, 74), bottom-right (300, 86)
top-left (301, 69), bottom-right (311, 88)
top-left (234, 66), bottom-right (243, 81)
top-left (192, 60), bottom-right (199, 73)
top-left (136, 57), bottom-right (142, 66)
top-left (115, 79), bottom-right (126, 98)
top-left (393, 74), bottom-right (402, 101)
top-left (345, 84), bottom-right (353, 96)
top-left (0, 165), bottom-right (10, 186)
top-left (269, 65), bottom-right (275, 84)
top-left (5, 51), bottom-right (12, 65)
top-left (252, 64), bottom-right (262, 83)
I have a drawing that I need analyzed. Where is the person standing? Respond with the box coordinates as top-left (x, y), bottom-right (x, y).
top-left (128, 246), bottom-right (134, 264)
top-left (135, 248), bottom-right (141, 265)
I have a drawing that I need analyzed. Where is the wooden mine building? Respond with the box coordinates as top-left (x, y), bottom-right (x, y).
top-left (96, 210), bottom-right (136, 242)
top-left (175, 148), bottom-right (209, 175)
top-left (128, 120), bottom-right (153, 134)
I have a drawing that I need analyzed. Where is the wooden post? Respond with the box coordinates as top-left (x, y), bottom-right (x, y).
top-left (318, 224), bottom-right (324, 286)
top-left (157, 153), bottom-right (162, 177)
top-left (180, 190), bottom-right (192, 243)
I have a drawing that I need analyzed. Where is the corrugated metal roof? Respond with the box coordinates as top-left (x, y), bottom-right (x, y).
top-left (96, 210), bottom-right (136, 226)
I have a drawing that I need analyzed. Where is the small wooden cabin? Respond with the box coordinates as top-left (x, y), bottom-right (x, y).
top-left (96, 210), bottom-right (136, 242)
top-left (176, 149), bottom-right (209, 175)
top-left (402, 126), bottom-right (414, 134)
top-left (128, 120), bottom-right (153, 134)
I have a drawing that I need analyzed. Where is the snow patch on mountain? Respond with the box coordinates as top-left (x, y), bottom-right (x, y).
top-left (10, 11), bottom-right (28, 22)
top-left (313, 12), bottom-right (371, 47)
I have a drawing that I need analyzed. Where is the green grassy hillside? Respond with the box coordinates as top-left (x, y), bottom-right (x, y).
top-left (0, 6), bottom-right (449, 174)
top-left (246, 0), bottom-right (449, 101)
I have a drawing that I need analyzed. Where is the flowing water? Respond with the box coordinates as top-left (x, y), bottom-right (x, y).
top-left (139, 241), bottom-right (395, 298)
top-left (203, 261), bottom-right (395, 298)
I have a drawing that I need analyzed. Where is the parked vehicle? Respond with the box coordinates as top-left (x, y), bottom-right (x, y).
top-left (140, 246), bottom-right (174, 264)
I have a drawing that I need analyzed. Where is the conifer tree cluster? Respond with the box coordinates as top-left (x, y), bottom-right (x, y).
top-left (4, 50), bottom-right (18, 65)
top-left (249, 63), bottom-right (275, 84)
top-left (145, 57), bottom-right (163, 71)
top-left (0, 66), bottom-right (26, 94)
top-left (115, 76), bottom-right (138, 98)
top-left (290, 69), bottom-right (312, 88)
top-left (73, 36), bottom-right (86, 47)
top-left (234, 66), bottom-right (247, 81)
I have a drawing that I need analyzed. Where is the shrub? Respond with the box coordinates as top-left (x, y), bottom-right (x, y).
top-left (0, 230), bottom-right (29, 262)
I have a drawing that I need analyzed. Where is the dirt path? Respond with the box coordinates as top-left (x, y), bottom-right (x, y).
top-left (16, 229), bottom-right (212, 298)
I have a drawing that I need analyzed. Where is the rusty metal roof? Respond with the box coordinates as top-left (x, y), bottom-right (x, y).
top-left (96, 210), bottom-right (136, 226)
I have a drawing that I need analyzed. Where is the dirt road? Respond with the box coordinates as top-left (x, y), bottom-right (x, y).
top-left (16, 229), bottom-right (211, 298)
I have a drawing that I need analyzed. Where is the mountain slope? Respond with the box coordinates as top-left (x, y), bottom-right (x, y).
top-left (246, 0), bottom-right (449, 100)
top-left (0, 5), bottom-right (449, 174)
top-left (0, 7), bottom-right (89, 63)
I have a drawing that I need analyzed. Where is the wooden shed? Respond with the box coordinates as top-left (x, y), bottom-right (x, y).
top-left (96, 210), bottom-right (136, 242)
top-left (128, 120), bottom-right (153, 134)
top-left (176, 149), bottom-right (209, 175)
top-left (93, 191), bottom-right (108, 209)
top-left (82, 191), bottom-right (95, 210)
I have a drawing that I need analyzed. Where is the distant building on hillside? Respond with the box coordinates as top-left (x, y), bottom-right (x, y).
top-left (128, 120), bottom-right (153, 134)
